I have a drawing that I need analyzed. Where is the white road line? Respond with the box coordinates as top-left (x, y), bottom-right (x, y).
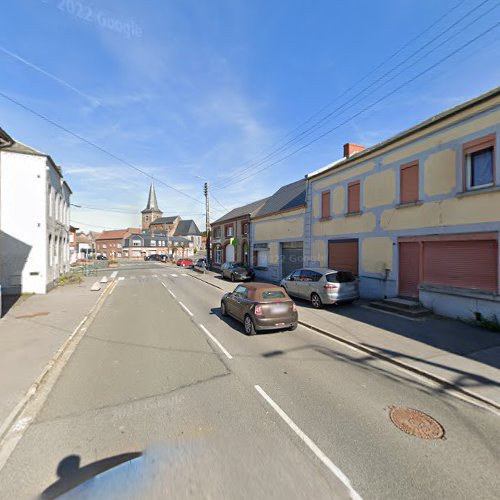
top-left (168, 289), bottom-right (177, 299)
top-left (171, 273), bottom-right (178, 277)
top-left (181, 273), bottom-right (188, 277)
top-left (152, 274), bottom-right (158, 278)
top-left (118, 277), bottom-right (125, 281)
top-left (110, 271), bottom-right (118, 279)
top-left (199, 324), bottom-right (233, 360)
top-left (254, 385), bottom-right (362, 500)
top-left (160, 281), bottom-right (167, 288)
top-left (179, 301), bottom-right (194, 317)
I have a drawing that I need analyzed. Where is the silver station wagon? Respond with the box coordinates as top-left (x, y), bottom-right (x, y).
top-left (280, 268), bottom-right (359, 308)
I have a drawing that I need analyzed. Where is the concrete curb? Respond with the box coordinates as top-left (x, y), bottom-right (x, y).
top-left (299, 319), bottom-right (500, 412)
top-left (0, 280), bottom-right (115, 451)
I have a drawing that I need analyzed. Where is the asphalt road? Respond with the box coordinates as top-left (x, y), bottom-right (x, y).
top-left (0, 261), bottom-right (499, 499)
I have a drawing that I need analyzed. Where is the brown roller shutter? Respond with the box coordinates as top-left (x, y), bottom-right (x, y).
top-left (399, 242), bottom-right (421, 298)
top-left (423, 239), bottom-right (497, 292)
top-left (348, 181), bottom-right (360, 213)
top-left (400, 161), bottom-right (419, 204)
top-left (328, 240), bottom-right (358, 275)
top-left (321, 190), bottom-right (331, 218)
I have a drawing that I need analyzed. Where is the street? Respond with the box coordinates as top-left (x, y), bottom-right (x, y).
top-left (0, 261), bottom-right (499, 499)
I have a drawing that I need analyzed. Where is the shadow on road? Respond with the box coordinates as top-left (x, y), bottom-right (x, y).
top-left (40, 452), bottom-right (142, 499)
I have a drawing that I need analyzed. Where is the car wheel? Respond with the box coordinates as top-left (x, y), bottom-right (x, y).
top-left (231, 274), bottom-right (235, 282)
top-left (311, 293), bottom-right (323, 309)
top-left (221, 301), bottom-right (227, 316)
top-left (244, 315), bottom-right (256, 336)
top-left (289, 323), bottom-right (298, 331)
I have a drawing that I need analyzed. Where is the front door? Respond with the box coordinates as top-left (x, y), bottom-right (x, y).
top-left (398, 242), bottom-right (420, 298)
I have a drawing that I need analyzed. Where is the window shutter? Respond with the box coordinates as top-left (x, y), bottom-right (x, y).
top-left (347, 182), bottom-right (360, 213)
top-left (400, 161), bottom-right (419, 204)
top-left (321, 191), bottom-right (330, 218)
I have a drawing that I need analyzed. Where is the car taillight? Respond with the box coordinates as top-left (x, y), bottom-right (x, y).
top-left (254, 305), bottom-right (263, 316)
top-left (292, 303), bottom-right (297, 312)
top-left (324, 284), bottom-right (339, 290)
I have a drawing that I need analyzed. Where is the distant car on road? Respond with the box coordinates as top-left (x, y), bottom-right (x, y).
top-left (146, 254), bottom-right (167, 262)
top-left (280, 268), bottom-right (359, 308)
top-left (220, 262), bottom-right (255, 282)
top-left (177, 258), bottom-right (194, 267)
top-left (221, 282), bottom-right (298, 335)
top-left (96, 255), bottom-right (108, 260)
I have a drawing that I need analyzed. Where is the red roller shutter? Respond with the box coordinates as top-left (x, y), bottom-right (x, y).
top-left (399, 242), bottom-right (421, 298)
top-left (321, 190), bottom-right (331, 218)
top-left (348, 182), bottom-right (360, 213)
top-left (328, 240), bottom-right (359, 275)
top-left (423, 239), bottom-right (497, 292)
top-left (400, 161), bottom-right (419, 204)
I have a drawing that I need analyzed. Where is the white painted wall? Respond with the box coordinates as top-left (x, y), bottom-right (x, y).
top-left (0, 151), bottom-right (70, 294)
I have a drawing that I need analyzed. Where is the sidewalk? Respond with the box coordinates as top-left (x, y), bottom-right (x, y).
top-left (189, 268), bottom-right (500, 408)
top-left (0, 276), bottom-right (108, 432)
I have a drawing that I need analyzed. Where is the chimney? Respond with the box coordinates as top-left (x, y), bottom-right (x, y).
top-left (343, 143), bottom-right (365, 158)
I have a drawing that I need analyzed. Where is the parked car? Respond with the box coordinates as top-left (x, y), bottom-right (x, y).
top-left (280, 268), bottom-right (359, 308)
top-left (193, 258), bottom-right (208, 271)
top-left (147, 254), bottom-right (167, 262)
top-left (177, 258), bottom-right (194, 267)
top-left (221, 262), bottom-right (255, 282)
top-left (221, 282), bottom-right (298, 335)
top-left (96, 255), bottom-right (108, 260)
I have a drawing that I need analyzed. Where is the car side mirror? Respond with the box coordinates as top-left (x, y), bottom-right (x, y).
top-left (289, 276), bottom-right (294, 281)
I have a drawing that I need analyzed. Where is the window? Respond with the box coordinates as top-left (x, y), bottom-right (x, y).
top-left (151, 240), bottom-right (156, 246)
top-left (301, 270), bottom-right (322, 282)
top-left (226, 225), bottom-right (234, 237)
top-left (213, 227), bottom-right (221, 239)
top-left (347, 181), bottom-right (361, 213)
top-left (257, 250), bottom-right (269, 268)
top-left (234, 285), bottom-right (248, 299)
top-left (326, 271), bottom-right (356, 283)
top-left (132, 240), bottom-right (141, 246)
top-left (321, 190), bottom-right (331, 218)
top-left (400, 161), bottom-right (419, 203)
top-left (261, 290), bottom-right (286, 299)
top-left (102, 244), bottom-right (107, 249)
top-left (117, 243), bottom-right (122, 248)
top-left (243, 223), bottom-right (249, 235)
top-left (463, 134), bottom-right (495, 190)
top-left (290, 270), bottom-right (301, 280)
top-left (215, 246), bottom-right (223, 264)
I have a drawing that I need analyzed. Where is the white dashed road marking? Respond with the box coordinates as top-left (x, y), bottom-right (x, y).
top-left (110, 271), bottom-right (118, 279)
top-left (118, 277), bottom-right (125, 281)
top-left (199, 324), bottom-right (233, 360)
top-left (168, 289), bottom-right (176, 299)
top-left (179, 302), bottom-right (194, 317)
top-left (171, 274), bottom-right (178, 278)
top-left (254, 385), bottom-right (362, 500)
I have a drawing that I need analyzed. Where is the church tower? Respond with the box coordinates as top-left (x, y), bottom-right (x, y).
top-left (141, 183), bottom-right (163, 230)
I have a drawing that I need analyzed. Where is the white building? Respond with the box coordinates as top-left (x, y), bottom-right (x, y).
top-left (0, 129), bottom-right (72, 296)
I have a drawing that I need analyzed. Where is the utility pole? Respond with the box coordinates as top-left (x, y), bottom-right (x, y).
top-left (204, 182), bottom-right (211, 265)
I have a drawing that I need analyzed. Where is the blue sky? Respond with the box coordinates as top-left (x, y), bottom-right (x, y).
top-left (1, 0), bottom-right (499, 231)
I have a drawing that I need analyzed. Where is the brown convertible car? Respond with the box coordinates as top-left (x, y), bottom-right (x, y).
top-left (221, 282), bottom-right (298, 335)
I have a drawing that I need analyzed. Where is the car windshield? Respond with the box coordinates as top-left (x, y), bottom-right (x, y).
top-left (326, 271), bottom-right (356, 283)
top-left (261, 290), bottom-right (286, 299)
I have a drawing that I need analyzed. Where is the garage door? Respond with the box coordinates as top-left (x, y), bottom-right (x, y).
top-left (398, 242), bottom-right (420, 298)
top-left (328, 240), bottom-right (358, 275)
top-left (281, 241), bottom-right (303, 278)
top-left (423, 239), bottom-right (497, 292)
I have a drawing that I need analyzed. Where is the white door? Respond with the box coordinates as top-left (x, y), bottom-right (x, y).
top-left (225, 245), bottom-right (235, 262)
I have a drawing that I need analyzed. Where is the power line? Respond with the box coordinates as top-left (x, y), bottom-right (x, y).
top-left (71, 203), bottom-right (212, 216)
top-left (214, 0), bottom-right (495, 189)
top-left (211, 0), bottom-right (470, 185)
top-left (0, 90), bottom-right (204, 205)
top-left (214, 20), bottom-right (500, 190)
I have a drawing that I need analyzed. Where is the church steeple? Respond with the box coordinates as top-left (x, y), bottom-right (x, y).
top-left (144, 183), bottom-right (159, 211)
top-left (141, 183), bottom-right (163, 230)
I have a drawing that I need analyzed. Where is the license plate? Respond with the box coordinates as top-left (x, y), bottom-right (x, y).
top-left (272, 304), bottom-right (288, 314)
top-left (275, 322), bottom-right (285, 327)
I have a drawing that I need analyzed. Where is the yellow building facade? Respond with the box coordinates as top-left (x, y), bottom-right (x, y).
top-left (305, 88), bottom-right (500, 320)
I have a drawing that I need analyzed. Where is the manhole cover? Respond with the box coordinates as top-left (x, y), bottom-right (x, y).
top-left (389, 406), bottom-right (445, 439)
